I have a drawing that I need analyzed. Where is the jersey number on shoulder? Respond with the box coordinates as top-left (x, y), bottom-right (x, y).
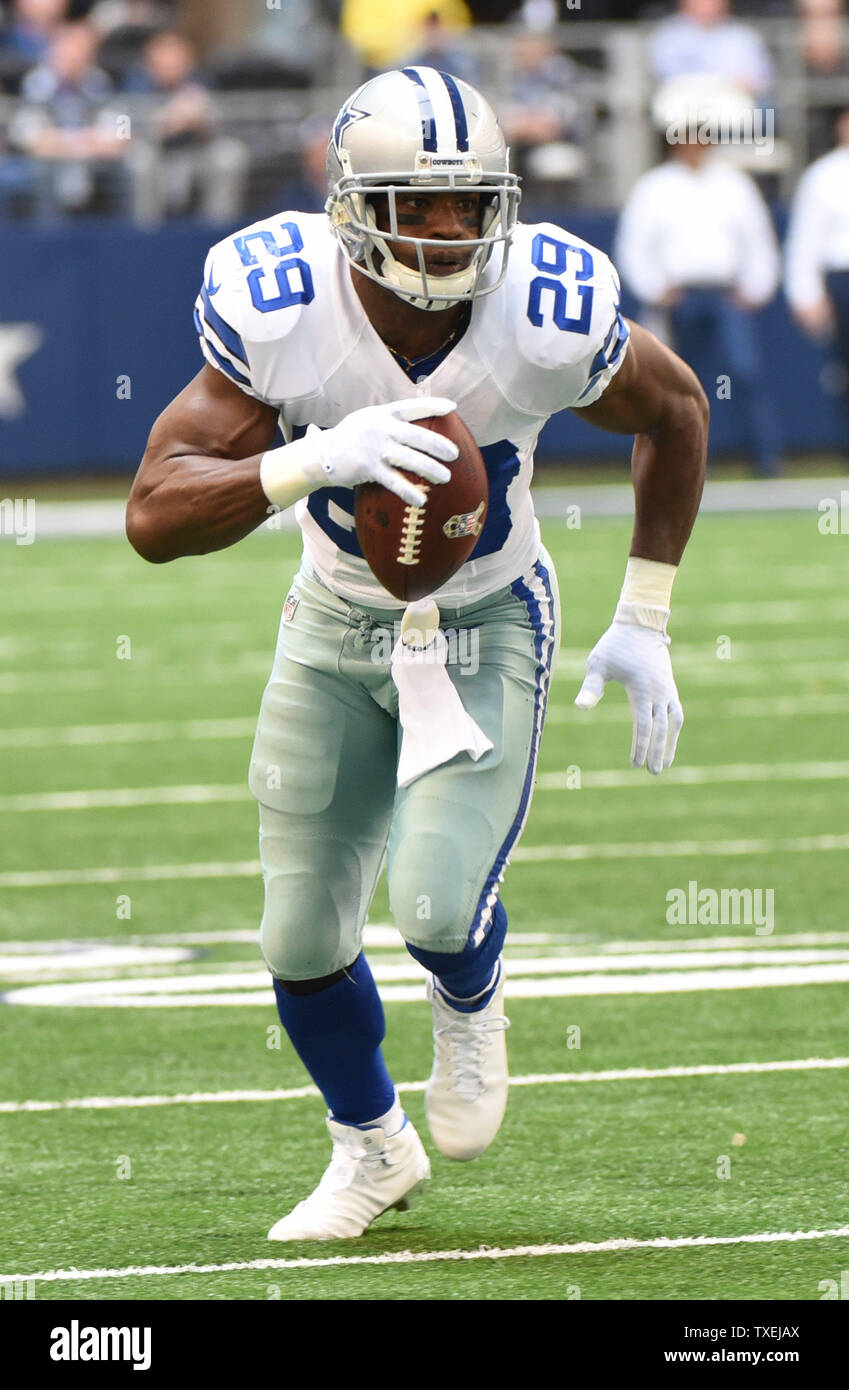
top-left (527, 233), bottom-right (593, 335)
top-left (233, 222), bottom-right (315, 313)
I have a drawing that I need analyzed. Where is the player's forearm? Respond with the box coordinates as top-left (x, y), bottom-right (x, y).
top-left (126, 452), bottom-right (271, 563)
top-left (630, 385), bottom-right (708, 566)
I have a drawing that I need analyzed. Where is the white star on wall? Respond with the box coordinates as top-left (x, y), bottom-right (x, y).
top-left (0, 323), bottom-right (43, 419)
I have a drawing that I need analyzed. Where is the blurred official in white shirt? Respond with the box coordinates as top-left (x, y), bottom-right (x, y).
top-left (616, 137), bottom-right (783, 476)
top-left (785, 107), bottom-right (849, 455)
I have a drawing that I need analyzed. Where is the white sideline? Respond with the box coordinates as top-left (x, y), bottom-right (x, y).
top-left (4, 832), bottom-right (849, 887)
top-left (2, 1056), bottom-right (847, 1114)
top-left (4, 1224), bottom-right (849, 1286)
top-left (2, 760), bottom-right (849, 812)
top-left (1, 480), bottom-right (840, 548)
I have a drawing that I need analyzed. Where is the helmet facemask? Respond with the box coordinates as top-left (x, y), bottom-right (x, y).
top-left (326, 68), bottom-right (521, 312)
top-left (330, 173), bottom-right (519, 312)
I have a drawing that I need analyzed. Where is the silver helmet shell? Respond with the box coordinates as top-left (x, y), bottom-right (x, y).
top-left (326, 66), bottom-right (521, 312)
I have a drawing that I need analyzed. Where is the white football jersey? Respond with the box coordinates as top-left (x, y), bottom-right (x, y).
top-left (195, 211), bottom-right (629, 608)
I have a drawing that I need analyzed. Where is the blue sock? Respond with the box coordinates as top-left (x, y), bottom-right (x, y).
top-left (406, 899), bottom-right (508, 1012)
top-left (272, 954), bottom-right (396, 1125)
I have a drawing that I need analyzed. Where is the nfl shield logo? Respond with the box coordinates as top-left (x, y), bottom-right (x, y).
top-left (283, 591), bottom-right (299, 623)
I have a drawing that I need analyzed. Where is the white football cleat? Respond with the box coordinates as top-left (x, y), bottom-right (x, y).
top-left (267, 1115), bottom-right (430, 1241)
top-left (425, 962), bottom-right (510, 1161)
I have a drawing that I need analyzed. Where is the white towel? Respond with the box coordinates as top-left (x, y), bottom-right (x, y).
top-left (391, 599), bottom-right (493, 788)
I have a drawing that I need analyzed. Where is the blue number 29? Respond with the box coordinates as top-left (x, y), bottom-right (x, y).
top-left (527, 233), bottom-right (593, 335)
top-left (233, 221), bottom-right (315, 313)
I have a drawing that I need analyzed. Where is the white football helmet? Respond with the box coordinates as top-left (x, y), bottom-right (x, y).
top-left (326, 66), bottom-right (521, 312)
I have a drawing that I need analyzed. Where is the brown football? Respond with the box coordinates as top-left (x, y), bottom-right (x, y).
top-left (354, 412), bottom-right (489, 602)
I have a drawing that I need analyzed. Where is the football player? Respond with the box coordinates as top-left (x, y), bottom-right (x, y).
top-left (127, 67), bottom-right (707, 1240)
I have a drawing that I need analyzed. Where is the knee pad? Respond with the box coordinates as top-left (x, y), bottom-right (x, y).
top-left (258, 816), bottom-right (368, 980)
top-left (389, 828), bottom-right (478, 951)
top-left (260, 866), bottom-right (344, 980)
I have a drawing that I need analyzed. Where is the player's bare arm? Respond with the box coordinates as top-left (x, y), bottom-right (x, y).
top-left (127, 367), bottom-right (457, 565)
top-left (126, 364), bottom-right (279, 563)
top-left (571, 321), bottom-right (709, 775)
top-left (575, 319), bottom-right (709, 564)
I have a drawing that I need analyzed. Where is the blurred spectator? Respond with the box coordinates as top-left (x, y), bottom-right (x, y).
top-left (122, 25), bottom-right (202, 95)
top-left (650, 0), bottom-right (775, 99)
top-left (519, 0), bottom-right (558, 27)
top-left (785, 106), bottom-right (849, 452)
top-left (616, 129), bottom-right (784, 476)
top-left (121, 28), bottom-right (249, 220)
top-left (501, 30), bottom-right (593, 184)
top-left (89, 0), bottom-right (175, 85)
top-left (798, 0), bottom-right (849, 159)
top-left (799, 0), bottom-right (848, 70)
top-left (243, 0), bottom-right (330, 81)
top-left (340, 0), bottom-right (471, 72)
top-left (0, 0), bottom-right (69, 61)
top-left (4, 19), bottom-right (129, 216)
top-left (401, 9), bottom-right (480, 85)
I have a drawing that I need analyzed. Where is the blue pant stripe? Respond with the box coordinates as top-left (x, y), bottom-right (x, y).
top-left (470, 558), bottom-right (556, 938)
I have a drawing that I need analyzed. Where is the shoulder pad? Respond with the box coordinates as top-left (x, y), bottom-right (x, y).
top-left (195, 213), bottom-right (325, 402)
top-left (485, 221), bottom-right (630, 413)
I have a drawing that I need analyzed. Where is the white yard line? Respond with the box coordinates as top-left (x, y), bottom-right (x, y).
top-left (2, 760), bottom-right (848, 812)
top-left (4, 1223), bottom-right (849, 1286)
top-left (3, 694), bottom-right (849, 746)
top-left (555, 660), bottom-right (849, 688)
top-left (7, 962), bottom-right (849, 1006)
top-left (4, 830), bottom-right (849, 889)
top-left (0, 860), bottom-right (263, 888)
top-left (0, 664), bottom-right (268, 694)
top-left (0, 717), bottom-right (257, 748)
top-left (1, 1056), bottom-right (846, 1115)
top-left (7, 947), bottom-right (849, 989)
top-left (537, 760), bottom-right (849, 790)
top-left (0, 946), bottom-right (193, 975)
top-left (0, 785), bottom-right (252, 812)
top-left (674, 597), bottom-right (849, 625)
top-left (5, 927), bottom-right (847, 955)
top-left (513, 833), bottom-right (849, 861)
top-left (545, 693), bottom-right (849, 722)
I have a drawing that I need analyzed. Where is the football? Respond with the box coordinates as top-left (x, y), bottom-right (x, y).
top-left (354, 411), bottom-right (489, 601)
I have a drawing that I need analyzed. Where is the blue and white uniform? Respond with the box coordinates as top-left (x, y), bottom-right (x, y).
top-left (195, 211), bottom-right (629, 608)
top-left (193, 209), bottom-right (629, 976)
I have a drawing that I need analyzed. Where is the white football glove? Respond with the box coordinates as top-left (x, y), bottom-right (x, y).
top-left (313, 397), bottom-right (458, 507)
top-left (260, 397), bottom-right (457, 512)
top-left (575, 602), bottom-right (684, 775)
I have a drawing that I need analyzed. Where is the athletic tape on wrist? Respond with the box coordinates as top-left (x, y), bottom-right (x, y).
top-left (620, 556), bottom-right (677, 609)
top-left (259, 427), bottom-right (325, 509)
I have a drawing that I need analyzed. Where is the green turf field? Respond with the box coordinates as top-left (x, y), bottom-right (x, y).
top-left (1, 507), bottom-right (848, 1301)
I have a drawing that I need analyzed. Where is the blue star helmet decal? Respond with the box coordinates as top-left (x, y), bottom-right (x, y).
top-left (332, 102), bottom-right (369, 155)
